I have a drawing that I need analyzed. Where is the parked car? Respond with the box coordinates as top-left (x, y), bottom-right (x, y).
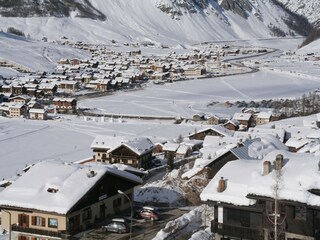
top-left (138, 206), bottom-right (159, 221)
top-left (103, 218), bottom-right (129, 234)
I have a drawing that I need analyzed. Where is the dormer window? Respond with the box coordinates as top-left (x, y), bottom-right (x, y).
top-left (47, 188), bottom-right (59, 193)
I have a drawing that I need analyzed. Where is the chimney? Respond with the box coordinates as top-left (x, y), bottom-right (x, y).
top-left (263, 161), bottom-right (271, 175)
top-left (275, 154), bottom-right (284, 171)
top-left (217, 177), bottom-right (226, 192)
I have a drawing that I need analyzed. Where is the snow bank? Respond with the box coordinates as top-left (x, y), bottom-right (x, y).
top-left (153, 205), bottom-right (205, 240)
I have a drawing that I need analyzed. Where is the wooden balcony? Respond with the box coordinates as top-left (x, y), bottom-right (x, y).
top-left (12, 224), bottom-right (71, 238)
top-left (212, 222), bottom-right (264, 240)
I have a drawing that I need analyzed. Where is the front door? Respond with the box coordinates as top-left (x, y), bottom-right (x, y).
top-left (100, 204), bottom-right (106, 220)
top-left (69, 215), bottom-right (80, 233)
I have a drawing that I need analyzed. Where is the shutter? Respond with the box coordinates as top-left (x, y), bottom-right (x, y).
top-left (18, 214), bottom-right (23, 225)
top-left (42, 217), bottom-right (45, 227)
top-left (32, 216), bottom-right (36, 225)
top-left (18, 236), bottom-right (22, 240)
top-left (25, 215), bottom-right (29, 227)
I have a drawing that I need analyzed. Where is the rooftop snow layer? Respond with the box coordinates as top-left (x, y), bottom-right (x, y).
top-left (0, 160), bottom-right (141, 214)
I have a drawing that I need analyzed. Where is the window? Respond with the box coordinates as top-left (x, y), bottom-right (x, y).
top-left (113, 197), bottom-right (121, 208)
top-left (48, 218), bottom-right (58, 228)
top-left (32, 216), bottom-right (45, 226)
top-left (295, 206), bottom-right (307, 221)
top-left (82, 208), bottom-right (92, 221)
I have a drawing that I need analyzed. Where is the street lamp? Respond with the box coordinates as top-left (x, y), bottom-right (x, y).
top-left (2, 209), bottom-right (11, 240)
top-left (117, 190), bottom-right (133, 240)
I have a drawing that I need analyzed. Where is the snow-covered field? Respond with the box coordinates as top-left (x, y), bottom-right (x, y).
top-left (0, 32), bottom-right (89, 72)
top-left (79, 68), bottom-right (320, 118)
top-left (0, 116), bottom-right (206, 179)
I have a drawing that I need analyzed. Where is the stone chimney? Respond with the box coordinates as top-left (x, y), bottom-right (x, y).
top-left (217, 177), bottom-right (226, 192)
top-left (275, 154), bottom-right (284, 171)
top-left (263, 161), bottom-right (271, 175)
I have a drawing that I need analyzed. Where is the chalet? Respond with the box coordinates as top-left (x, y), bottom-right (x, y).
top-left (89, 79), bottom-right (109, 91)
top-left (9, 95), bottom-right (31, 104)
top-left (207, 115), bottom-right (228, 125)
top-left (12, 85), bottom-right (24, 95)
top-left (255, 111), bottom-right (272, 125)
top-left (232, 112), bottom-right (253, 130)
top-left (108, 138), bottom-right (154, 170)
top-left (9, 103), bottom-right (27, 118)
top-left (1, 85), bottom-right (12, 94)
top-left (0, 161), bottom-right (142, 239)
top-left (189, 126), bottom-right (234, 141)
top-left (153, 142), bottom-right (165, 154)
top-left (201, 150), bottom-right (320, 240)
top-left (29, 108), bottom-right (47, 120)
top-left (53, 98), bottom-right (77, 114)
top-left (175, 145), bottom-right (192, 159)
top-left (192, 113), bottom-right (205, 121)
top-left (38, 83), bottom-right (57, 96)
top-left (58, 80), bottom-right (78, 92)
top-left (224, 119), bottom-right (241, 131)
top-left (183, 65), bottom-right (206, 76)
top-left (91, 135), bottom-right (125, 162)
top-left (285, 137), bottom-right (309, 152)
top-left (162, 142), bottom-right (180, 160)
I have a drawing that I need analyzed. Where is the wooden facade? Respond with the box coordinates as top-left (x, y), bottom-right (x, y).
top-left (109, 145), bottom-right (153, 170)
top-left (1, 172), bottom-right (139, 239)
top-left (211, 195), bottom-right (320, 240)
top-left (189, 128), bottom-right (225, 141)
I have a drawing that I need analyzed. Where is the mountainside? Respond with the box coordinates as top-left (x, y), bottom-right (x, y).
top-left (0, 0), bottom-right (313, 45)
top-left (0, 0), bottom-right (105, 20)
top-left (275, 0), bottom-right (320, 26)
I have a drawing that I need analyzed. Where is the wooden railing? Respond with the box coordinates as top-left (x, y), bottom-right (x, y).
top-left (11, 224), bottom-right (71, 238)
top-left (212, 222), bottom-right (264, 240)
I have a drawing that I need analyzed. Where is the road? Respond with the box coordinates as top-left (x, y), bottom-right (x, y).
top-left (79, 208), bottom-right (186, 240)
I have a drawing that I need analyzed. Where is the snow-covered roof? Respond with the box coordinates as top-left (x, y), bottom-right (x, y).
top-left (112, 137), bottom-right (154, 156)
top-left (90, 135), bottom-right (125, 150)
top-left (285, 137), bottom-right (309, 149)
top-left (0, 160), bottom-right (142, 214)
top-left (201, 150), bottom-right (320, 207)
top-left (232, 112), bottom-right (252, 121)
top-left (29, 108), bottom-right (46, 114)
top-left (176, 144), bottom-right (191, 155)
top-left (163, 142), bottom-right (180, 152)
top-left (256, 111), bottom-right (272, 119)
top-left (53, 97), bottom-right (76, 102)
top-left (188, 126), bottom-right (234, 138)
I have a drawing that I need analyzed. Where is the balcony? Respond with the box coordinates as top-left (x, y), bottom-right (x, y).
top-left (11, 224), bottom-right (70, 238)
top-left (212, 222), bottom-right (264, 240)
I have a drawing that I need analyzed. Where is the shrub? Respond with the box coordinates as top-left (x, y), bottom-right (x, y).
top-left (7, 27), bottom-right (25, 37)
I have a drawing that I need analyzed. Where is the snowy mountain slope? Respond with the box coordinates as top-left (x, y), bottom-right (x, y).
top-left (276, 0), bottom-right (320, 26)
top-left (0, 0), bottom-right (105, 20)
top-left (297, 39), bottom-right (320, 55)
top-left (0, 0), bottom-right (312, 45)
top-left (0, 32), bottom-right (89, 72)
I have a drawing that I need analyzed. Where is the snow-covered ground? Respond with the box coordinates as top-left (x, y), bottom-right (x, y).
top-left (153, 205), bottom-right (214, 240)
top-left (79, 67), bottom-right (320, 118)
top-left (0, 32), bottom-right (89, 72)
top-left (0, 116), bottom-right (206, 179)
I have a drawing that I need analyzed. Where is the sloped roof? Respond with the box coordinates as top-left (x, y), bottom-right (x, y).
top-left (201, 150), bottom-right (320, 207)
top-left (91, 135), bottom-right (125, 150)
top-left (0, 160), bottom-right (141, 214)
top-left (111, 137), bottom-right (154, 156)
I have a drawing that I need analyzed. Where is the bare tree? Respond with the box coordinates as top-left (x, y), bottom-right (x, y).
top-left (267, 168), bottom-right (286, 240)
